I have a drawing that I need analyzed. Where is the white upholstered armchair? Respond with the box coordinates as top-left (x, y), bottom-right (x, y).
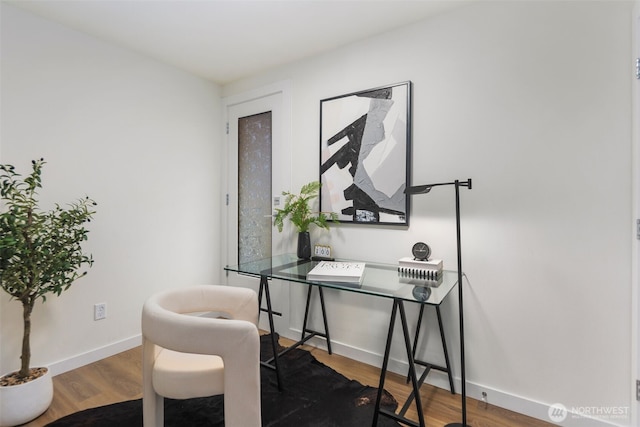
top-left (141, 285), bottom-right (261, 427)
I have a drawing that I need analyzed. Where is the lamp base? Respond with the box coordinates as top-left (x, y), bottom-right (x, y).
top-left (445, 424), bottom-right (471, 427)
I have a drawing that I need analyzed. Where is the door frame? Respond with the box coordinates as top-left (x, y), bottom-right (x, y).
top-left (221, 81), bottom-right (292, 333)
top-left (221, 80), bottom-right (292, 274)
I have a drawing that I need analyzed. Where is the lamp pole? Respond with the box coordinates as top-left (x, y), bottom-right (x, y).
top-left (405, 178), bottom-right (472, 427)
top-left (445, 179), bottom-right (470, 427)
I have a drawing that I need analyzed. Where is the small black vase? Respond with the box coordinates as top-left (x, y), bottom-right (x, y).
top-left (297, 231), bottom-right (311, 259)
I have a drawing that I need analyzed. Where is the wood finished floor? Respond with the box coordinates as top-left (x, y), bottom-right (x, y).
top-left (24, 334), bottom-right (553, 427)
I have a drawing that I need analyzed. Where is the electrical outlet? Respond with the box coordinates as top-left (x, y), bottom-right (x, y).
top-left (480, 391), bottom-right (488, 409)
top-left (94, 303), bottom-right (106, 321)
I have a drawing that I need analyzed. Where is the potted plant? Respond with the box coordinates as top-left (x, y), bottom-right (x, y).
top-left (273, 181), bottom-right (337, 259)
top-left (0, 159), bottom-right (96, 426)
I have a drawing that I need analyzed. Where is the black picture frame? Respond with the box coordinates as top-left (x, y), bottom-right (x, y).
top-left (319, 81), bottom-right (412, 226)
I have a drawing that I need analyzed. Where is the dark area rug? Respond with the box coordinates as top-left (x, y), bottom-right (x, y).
top-left (47, 334), bottom-right (401, 426)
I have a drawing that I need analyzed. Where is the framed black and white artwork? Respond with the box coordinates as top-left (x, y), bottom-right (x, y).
top-left (319, 81), bottom-right (411, 225)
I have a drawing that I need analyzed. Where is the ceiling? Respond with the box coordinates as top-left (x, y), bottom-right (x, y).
top-left (6, 0), bottom-right (470, 85)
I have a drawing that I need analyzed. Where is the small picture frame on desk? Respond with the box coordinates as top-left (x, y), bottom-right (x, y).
top-left (312, 244), bottom-right (334, 261)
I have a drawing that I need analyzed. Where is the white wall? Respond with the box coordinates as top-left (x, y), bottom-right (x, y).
top-left (0, 1), bottom-right (634, 426)
top-left (0, 4), bottom-right (222, 375)
top-left (223, 1), bottom-right (634, 425)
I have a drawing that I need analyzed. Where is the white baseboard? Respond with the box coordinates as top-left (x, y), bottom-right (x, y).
top-left (47, 329), bottom-right (631, 427)
top-left (48, 334), bottom-right (142, 377)
top-left (281, 327), bottom-right (630, 427)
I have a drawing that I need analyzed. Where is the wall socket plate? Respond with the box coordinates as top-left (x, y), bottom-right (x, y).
top-left (94, 303), bottom-right (106, 321)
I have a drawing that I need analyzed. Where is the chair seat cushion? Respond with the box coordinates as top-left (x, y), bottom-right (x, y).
top-left (152, 348), bottom-right (224, 399)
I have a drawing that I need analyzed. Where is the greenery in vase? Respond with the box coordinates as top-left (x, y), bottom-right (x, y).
top-left (273, 181), bottom-right (338, 233)
top-left (0, 159), bottom-right (96, 383)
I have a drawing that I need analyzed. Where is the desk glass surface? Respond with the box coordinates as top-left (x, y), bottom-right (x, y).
top-left (225, 253), bottom-right (458, 305)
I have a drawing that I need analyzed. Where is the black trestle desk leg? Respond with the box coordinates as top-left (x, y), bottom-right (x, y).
top-left (318, 287), bottom-right (332, 354)
top-left (407, 304), bottom-right (426, 383)
top-left (260, 275), bottom-right (282, 391)
top-left (398, 300), bottom-right (426, 427)
top-left (257, 278), bottom-right (264, 316)
top-left (301, 286), bottom-right (313, 343)
top-left (372, 300), bottom-right (398, 427)
top-left (301, 285), bottom-right (333, 354)
top-left (412, 305), bottom-right (426, 359)
top-left (436, 305), bottom-right (455, 394)
top-left (374, 299), bottom-right (425, 427)
top-left (408, 304), bottom-right (455, 395)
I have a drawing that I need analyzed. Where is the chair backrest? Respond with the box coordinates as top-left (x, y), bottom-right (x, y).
top-left (141, 285), bottom-right (259, 356)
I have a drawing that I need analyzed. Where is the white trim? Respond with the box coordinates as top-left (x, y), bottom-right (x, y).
top-left (223, 80), bottom-right (292, 110)
top-left (48, 335), bottom-right (141, 377)
top-left (285, 326), bottom-right (628, 427)
top-left (632, 3), bottom-right (640, 427)
top-left (43, 322), bottom-right (628, 426)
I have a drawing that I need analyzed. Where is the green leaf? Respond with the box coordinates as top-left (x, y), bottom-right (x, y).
top-left (272, 181), bottom-right (337, 233)
top-left (0, 158), bottom-right (97, 378)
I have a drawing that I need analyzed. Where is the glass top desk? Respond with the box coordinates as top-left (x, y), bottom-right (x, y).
top-left (225, 253), bottom-right (460, 427)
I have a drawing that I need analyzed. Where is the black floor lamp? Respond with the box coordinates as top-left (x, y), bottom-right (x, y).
top-left (405, 178), bottom-right (472, 427)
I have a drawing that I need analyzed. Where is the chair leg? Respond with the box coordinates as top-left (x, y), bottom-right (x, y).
top-left (142, 339), bottom-right (164, 427)
top-left (142, 392), bottom-right (164, 427)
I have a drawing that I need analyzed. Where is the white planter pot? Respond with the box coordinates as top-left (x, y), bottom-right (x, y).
top-left (0, 368), bottom-right (53, 427)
